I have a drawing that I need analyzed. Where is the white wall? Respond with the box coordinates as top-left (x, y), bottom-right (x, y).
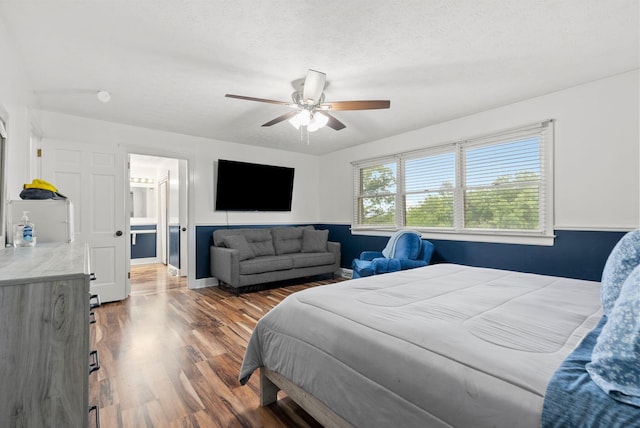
top-left (319, 70), bottom-right (640, 231)
top-left (34, 110), bottom-right (322, 226)
top-left (192, 138), bottom-right (320, 226)
top-left (3, 3), bottom-right (637, 236)
top-left (0, 21), bottom-right (39, 201)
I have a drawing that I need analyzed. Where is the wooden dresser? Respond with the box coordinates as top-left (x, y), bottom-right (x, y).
top-left (0, 243), bottom-right (94, 427)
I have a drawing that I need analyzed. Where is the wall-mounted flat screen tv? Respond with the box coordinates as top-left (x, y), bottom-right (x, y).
top-left (215, 159), bottom-right (295, 211)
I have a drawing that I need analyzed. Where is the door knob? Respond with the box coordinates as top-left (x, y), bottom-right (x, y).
top-left (115, 230), bottom-right (123, 237)
top-left (181, 227), bottom-right (186, 232)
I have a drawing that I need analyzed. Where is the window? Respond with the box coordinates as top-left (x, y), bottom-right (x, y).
top-left (352, 120), bottom-right (554, 244)
top-left (354, 159), bottom-right (397, 227)
top-left (405, 148), bottom-right (456, 229)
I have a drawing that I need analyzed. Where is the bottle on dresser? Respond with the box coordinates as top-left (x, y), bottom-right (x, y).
top-left (13, 211), bottom-right (36, 247)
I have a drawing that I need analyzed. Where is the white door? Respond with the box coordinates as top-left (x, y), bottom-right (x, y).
top-left (159, 178), bottom-right (168, 265)
top-left (41, 139), bottom-right (127, 302)
top-left (178, 159), bottom-right (188, 276)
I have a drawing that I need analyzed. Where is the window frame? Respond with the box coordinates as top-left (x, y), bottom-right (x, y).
top-left (0, 117), bottom-right (6, 248)
top-left (352, 155), bottom-right (399, 230)
top-left (352, 120), bottom-right (555, 246)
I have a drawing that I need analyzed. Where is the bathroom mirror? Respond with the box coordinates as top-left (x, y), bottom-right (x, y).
top-left (130, 185), bottom-right (156, 219)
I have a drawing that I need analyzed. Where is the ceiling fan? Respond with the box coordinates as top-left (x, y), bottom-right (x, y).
top-left (225, 69), bottom-right (390, 132)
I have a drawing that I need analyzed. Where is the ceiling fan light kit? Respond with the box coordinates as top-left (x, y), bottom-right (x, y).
top-left (289, 110), bottom-right (328, 132)
top-left (225, 69), bottom-right (390, 139)
top-left (307, 112), bottom-right (329, 132)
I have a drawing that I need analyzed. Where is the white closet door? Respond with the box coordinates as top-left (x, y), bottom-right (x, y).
top-left (42, 138), bottom-right (127, 302)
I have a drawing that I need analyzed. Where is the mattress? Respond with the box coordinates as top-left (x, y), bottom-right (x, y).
top-left (239, 263), bottom-right (603, 427)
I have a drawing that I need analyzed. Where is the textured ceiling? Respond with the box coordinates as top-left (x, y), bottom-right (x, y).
top-left (1, 1), bottom-right (638, 155)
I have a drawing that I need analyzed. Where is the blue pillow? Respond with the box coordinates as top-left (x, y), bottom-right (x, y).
top-left (601, 229), bottom-right (640, 315)
top-left (586, 264), bottom-right (640, 407)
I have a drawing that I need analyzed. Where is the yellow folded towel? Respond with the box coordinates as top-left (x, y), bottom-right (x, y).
top-left (23, 178), bottom-right (58, 192)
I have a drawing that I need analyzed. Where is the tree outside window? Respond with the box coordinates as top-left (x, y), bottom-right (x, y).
top-left (358, 163), bottom-right (396, 225)
top-left (352, 121), bottom-right (552, 241)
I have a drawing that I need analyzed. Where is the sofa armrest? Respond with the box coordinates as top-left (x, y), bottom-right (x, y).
top-left (371, 257), bottom-right (401, 274)
top-left (359, 251), bottom-right (384, 261)
top-left (210, 246), bottom-right (240, 287)
top-left (327, 241), bottom-right (341, 269)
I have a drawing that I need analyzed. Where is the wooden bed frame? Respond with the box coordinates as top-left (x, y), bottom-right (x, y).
top-left (260, 367), bottom-right (354, 428)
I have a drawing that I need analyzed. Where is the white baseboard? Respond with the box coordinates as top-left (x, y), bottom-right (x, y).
top-left (192, 277), bottom-right (219, 289)
top-left (131, 257), bottom-right (160, 265)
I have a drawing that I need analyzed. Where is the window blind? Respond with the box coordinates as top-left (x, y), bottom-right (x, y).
top-left (404, 148), bottom-right (456, 229)
top-left (353, 160), bottom-right (398, 228)
top-left (463, 135), bottom-right (543, 231)
top-left (352, 120), bottom-right (553, 241)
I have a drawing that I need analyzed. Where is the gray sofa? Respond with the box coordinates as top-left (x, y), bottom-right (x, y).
top-left (210, 226), bottom-right (341, 294)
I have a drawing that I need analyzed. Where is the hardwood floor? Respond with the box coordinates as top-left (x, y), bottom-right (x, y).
top-left (91, 264), bottom-right (346, 427)
top-left (129, 263), bottom-right (187, 296)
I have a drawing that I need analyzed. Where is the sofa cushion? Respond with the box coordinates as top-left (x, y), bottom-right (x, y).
top-left (271, 226), bottom-right (312, 255)
top-left (239, 256), bottom-right (293, 275)
top-left (222, 235), bottom-right (255, 261)
top-left (249, 236), bottom-right (276, 257)
top-left (301, 229), bottom-right (329, 253)
top-left (213, 228), bottom-right (275, 257)
top-left (290, 252), bottom-right (335, 269)
top-left (372, 257), bottom-right (402, 274)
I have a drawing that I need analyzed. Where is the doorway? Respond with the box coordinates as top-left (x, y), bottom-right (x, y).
top-left (129, 263), bottom-right (186, 296)
top-left (128, 153), bottom-right (188, 295)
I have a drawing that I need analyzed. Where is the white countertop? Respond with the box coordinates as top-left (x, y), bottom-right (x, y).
top-left (0, 242), bottom-right (89, 285)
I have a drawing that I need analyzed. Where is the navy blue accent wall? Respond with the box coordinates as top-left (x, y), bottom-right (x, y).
top-left (318, 225), bottom-right (625, 282)
top-left (169, 225), bottom-right (180, 268)
top-left (196, 225), bottom-right (213, 278)
top-left (196, 224), bottom-right (626, 282)
top-left (130, 225), bottom-right (156, 259)
top-left (426, 230), bottom-right (624, 281)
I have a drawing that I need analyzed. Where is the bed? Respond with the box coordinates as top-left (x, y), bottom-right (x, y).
top-left (239, 260), bottom-right (640, 427)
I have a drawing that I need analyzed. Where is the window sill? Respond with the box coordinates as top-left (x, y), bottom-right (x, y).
top-left (350, 228), bottom-right (556, 246)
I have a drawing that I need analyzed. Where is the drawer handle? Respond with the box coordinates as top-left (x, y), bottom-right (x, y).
top-left (89, 311), bottom-right (97, 324)
top-left (89, 404), bottom-right (100, 428)
top-left (90, 273), bottom-right (97, 281)
top-left (89, 294), bottom-right (101, 310)
top-left (89, 350), bottom-right (100, 374)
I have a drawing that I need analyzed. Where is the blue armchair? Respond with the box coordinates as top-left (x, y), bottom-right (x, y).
top-left (351, 231), bottom-right (435, 278)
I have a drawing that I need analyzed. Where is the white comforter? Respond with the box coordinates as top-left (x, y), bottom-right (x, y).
top-left (239, 264), bottom-right (602, 428)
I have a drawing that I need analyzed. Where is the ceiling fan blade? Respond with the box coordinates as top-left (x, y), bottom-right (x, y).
top-left (322, 100), bottom-right (390, 111)
top-left (225, 94), bottom-right (293, 106)
top-left (323, 112), bottom-right (346, 131)
top-left (261, 110), bottom-right (299, 127)
top-left (302, 70), bottom-right (326, 104)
